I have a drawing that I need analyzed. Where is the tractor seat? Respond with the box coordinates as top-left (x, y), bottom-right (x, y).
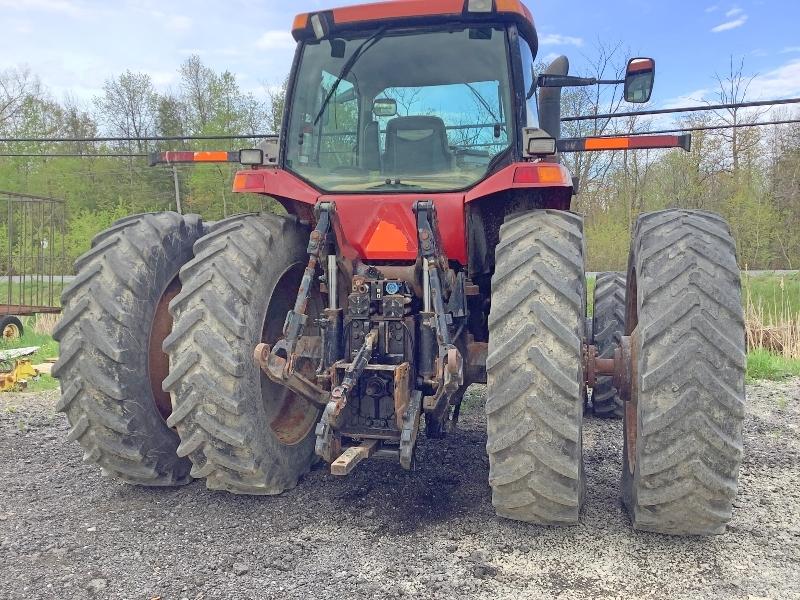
top-left (383, 116), bottom-right (452, 175)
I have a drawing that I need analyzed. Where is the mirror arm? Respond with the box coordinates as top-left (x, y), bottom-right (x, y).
top-left (537, 75), bottom-right (624, 89)
top-left (537, 75), bottom-right (596, 88)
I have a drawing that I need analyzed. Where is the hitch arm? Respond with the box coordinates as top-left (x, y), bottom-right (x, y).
top-left (315, 329), bottom-right (378, 462)
top-left (414, 201), bottom-right (464, 411)
top-left (329, 329), bottom-right (378, 420)
top-left (282, 203), bottom-right (334, 359)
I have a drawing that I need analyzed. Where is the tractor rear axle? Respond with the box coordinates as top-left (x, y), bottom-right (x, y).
top-left (583, 336), bottom-right (633, 402)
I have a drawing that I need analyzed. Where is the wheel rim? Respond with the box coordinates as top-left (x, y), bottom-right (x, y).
top-left (3, 323), bottom-right (20, 340)
top-left (148, 277), bottom-right (181, 422)
top-left (261, 264), bottom-right (320, 447)
top-left (623, 268), bottom-right (639, 474)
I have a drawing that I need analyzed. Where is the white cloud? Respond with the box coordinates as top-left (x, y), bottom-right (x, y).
top-left (539, 34), bottom-right (584, 47)
top-left (662, 88), bottom-right (711, 110)
top-left (781, 47), bottom-right (800, 54)
top-left (726, 7), bottom-right (744, 17)
top-left (748, 58), bottom-right (800, 99)
top-left (255, 30), bottom-right (296, 50)
top-left (705, 5), bottom-right (719, 12)
top-left (711, 14), bottom-right (748, 32)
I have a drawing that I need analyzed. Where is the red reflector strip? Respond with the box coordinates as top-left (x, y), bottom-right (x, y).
top-left (148, 151), bottom-right (240, 166)
top-left (513, 163), bottom-right (570, 185)
top-left (233, 171), bottom-right (265, 192)
top-left (558, 134), bottom-right (691, 153)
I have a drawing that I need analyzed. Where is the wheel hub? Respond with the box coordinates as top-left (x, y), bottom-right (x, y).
top-left (3, 323), bottom-right (20, 339)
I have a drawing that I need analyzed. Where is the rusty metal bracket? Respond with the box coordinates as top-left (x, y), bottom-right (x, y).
top-left (400, 390), bottom-right (423, 470)
top-left (393, 362), bottom-right (411, 429)
top-left (314, 329), bottom-right (379, 463)
top-left (315, 402), bottom-right (339, 463)
top-left (280, 202), bottom-right (334, 364)
top-left (423, 346), bottom-right (464, 412)
top-left (615, 336), bottom-right (633, 403)
top-left (254, 338), bottom-right (329, 408)
top-left (329, 329), bottom-right (378, 425)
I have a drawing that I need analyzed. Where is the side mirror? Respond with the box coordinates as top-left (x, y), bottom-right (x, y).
top-left (373, 98), bottom-right (398, 118)
top-left (624, 57), bottom-right (655, 103)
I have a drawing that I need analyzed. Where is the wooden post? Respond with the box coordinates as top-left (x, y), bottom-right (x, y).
top-left (172, 166), bottom-right (182, 214)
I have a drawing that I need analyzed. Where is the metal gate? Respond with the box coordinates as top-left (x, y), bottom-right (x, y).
top-left (0, 191), bottom-right (67, 319)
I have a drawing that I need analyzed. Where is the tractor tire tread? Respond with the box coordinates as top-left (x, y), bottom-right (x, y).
top-left (53, 211), bottom-right (203, 486)
top-left (624, 209), bottom-right (745, 535)
top-left (591, 272), bottom-right (626, 418)
top-left (486, 210), bottom-right (586, 525)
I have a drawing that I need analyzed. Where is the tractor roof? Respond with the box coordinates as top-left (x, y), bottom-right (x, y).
top-left (292, 0), bottom-right (536, 48)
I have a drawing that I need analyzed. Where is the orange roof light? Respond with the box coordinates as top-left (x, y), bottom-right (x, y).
top-left (292, 13), bottom-right (309, 32)
top-left (495, 0), bottom-right (534, 22)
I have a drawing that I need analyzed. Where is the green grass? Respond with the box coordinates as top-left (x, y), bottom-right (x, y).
top-left (742, 272), bottom-right (800, 324)
top-left (587, 273), bottom-right (800, 384)
top-left (0, 280), bottom-right (65, 308)
top-left (587, 273), bottom-right (799, 320)
top-left (0, 316), bottom-right (60, 392)
top-left (746, 348), bottom-right (800, 382)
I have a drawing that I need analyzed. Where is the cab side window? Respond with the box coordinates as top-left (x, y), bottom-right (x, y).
top-left (519, 39), bottom-right (538, 127)
top-left (318, 71), bottom-right (359, 168)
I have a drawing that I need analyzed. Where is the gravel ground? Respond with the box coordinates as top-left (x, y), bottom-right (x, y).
top-left (1, 380), bottom-right (799, 600)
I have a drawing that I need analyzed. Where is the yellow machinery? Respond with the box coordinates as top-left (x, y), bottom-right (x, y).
top-left (0, 347), bottom-right (42, 391)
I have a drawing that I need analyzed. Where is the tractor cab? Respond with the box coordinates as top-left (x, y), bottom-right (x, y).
top-left (283, 0), bottom-right (538, 193)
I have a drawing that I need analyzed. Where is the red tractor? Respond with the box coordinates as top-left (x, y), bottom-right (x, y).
top-left (53, 0), bottom-right (745, 536)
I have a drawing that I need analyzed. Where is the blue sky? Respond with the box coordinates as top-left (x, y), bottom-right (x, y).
top-left (1, 0), bottom-right (799, 112)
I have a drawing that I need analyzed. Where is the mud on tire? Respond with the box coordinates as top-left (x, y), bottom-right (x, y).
top-left (486, 210), bottom-right (586, 524)
top-left (52, 212), bottom-right (204, 485)
top-left (164, 213), bottom-right (321, 495)
top-left (623, 209), bottom-right (746, 535)
top-left (591, 272), bottom-right (626, 418)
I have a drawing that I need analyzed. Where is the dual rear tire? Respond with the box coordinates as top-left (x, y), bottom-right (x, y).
top-left (53, 211), bottom-right (319, 493)
top-left (163, 214), bottom-right (320, 494)
top-left (486, 209), bottom-right (745, 535)
top-left (53, 212), bottom-right (203, 485)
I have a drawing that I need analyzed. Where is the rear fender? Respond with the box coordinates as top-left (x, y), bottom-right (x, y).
top-left (465, 162), bottom-right (573, 207)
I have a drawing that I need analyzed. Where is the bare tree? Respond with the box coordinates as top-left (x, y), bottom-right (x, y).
top-left (709, 57), bottom-right (767, 172)
top-left (0, 67), bottom-right (43, 132)
top-left (94, 70), bottom-right (158, 152)
top-left (179, 55), bottom-right (217, 132)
